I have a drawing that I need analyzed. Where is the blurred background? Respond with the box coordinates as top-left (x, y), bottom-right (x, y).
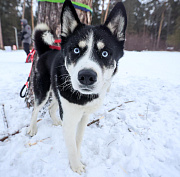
top-left (0, 0), bottom-right (179, 51)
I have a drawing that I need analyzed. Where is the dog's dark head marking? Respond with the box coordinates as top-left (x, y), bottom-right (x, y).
top-left (58, 0), bottom-right (127, 96)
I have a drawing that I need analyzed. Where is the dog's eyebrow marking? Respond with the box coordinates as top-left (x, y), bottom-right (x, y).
top-left (78, 41), bottom-right (86, 48)
top-left (97, 41), bottom-right (105, 50)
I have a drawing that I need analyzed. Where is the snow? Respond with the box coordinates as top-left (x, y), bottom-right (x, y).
top-left (0, 50), bottom-right (180, 177)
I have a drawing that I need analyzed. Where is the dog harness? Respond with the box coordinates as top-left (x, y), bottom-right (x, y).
top-left (20, 40), bottom-right (61, 98)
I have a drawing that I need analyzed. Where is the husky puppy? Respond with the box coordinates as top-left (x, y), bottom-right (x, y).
top-left (28, 0), bottom-right (127, 174)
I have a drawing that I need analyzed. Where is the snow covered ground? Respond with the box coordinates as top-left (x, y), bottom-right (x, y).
top-left (0, 50), bottom-right (180, 177)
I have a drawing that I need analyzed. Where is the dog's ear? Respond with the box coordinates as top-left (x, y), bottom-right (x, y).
top-left (104, 2), bottom-right (127, 41)
top-left (61, 0), bottom-right (81, 38)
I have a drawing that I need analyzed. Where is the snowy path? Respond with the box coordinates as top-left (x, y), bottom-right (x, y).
top-left (0, 50), bottom-right (180, 177)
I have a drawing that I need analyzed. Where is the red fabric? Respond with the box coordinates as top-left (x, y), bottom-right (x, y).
top-left (54, 39), bottom-right (61, 43)
top-left (49, 45), bottom-right (61, 50)
top-left (49, 39), bottom-right (61, 50)
top-left (22, 38), bottom-right (61, 92)
top-left (25, 81), bottom-right (29, 88)
top-left (25, 48), bottom-right (36, 63)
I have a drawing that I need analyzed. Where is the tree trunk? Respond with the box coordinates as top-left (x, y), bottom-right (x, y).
top-left (31, 0), bottom-right (34, 31)
top-left (0, 19), bottom-right (3, 49)
top-left (156, 10), bottom-right (165, 49)
top-left (156, 3), bottom-right (166, 49)
top-left (104, 0), bottom-right (111, 23)
top-left (101, 0), bottom-right (105, 24)
top-left (22, 0), bottom-right (26, 19)
top-left (25, 0), bottom-right (92, 107)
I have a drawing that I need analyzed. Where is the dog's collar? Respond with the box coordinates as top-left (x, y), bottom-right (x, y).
top-left (49, 45), bottom-right (61, 50)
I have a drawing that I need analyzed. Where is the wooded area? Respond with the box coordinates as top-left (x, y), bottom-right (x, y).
top-left (0, 0), bottom-right (180, 51)
top-left (0, 0), bottom-right (37, 48)
top-left (93, 0), bottom-right (180, 51)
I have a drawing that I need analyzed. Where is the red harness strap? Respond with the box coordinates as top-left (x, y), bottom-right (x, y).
top-left (49, 39), bottom-right (61, 50)
top-left (20, 48), bottom-right (36, 97)
top-left (25, 48), bottom-right (36, 88)
top-left (54, 39), bottom-right (61, 43)
top-left (25, 48), bottom-right (36, 63)
top-left (20, 39), bottom-right (62, 98)
top-left (49, 45), bottom-right (61, 50)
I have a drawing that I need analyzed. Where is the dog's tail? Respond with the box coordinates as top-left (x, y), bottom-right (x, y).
top-left (33, 23), bottom-right (55, 56)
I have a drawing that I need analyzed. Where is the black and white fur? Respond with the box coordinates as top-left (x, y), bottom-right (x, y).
top-left (28, 0), bottom-right (127, 174)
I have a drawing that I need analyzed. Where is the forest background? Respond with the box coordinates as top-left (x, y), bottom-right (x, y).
top-left (0, 0), bottom-right (179, 51)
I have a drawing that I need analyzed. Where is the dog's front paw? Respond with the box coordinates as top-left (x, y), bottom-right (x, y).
top-left (71, 162), bottom-right (85, 175)
top-left (27, 125), bottom-right (37, 136)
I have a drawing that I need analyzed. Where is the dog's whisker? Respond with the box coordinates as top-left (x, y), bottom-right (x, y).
top-left (58, 74), bottom-right (69, 77)
top-left (58, 81), bottom-right (73, 91)
top-left (76, 91), bottom-right (82, 100)
top-left (59, 76), bottom-right (71, 88)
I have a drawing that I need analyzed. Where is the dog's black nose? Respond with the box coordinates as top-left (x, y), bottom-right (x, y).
top-left (78, 69), bottom-right (97, 86)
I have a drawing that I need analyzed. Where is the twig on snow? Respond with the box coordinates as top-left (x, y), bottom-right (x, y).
top-left (0, 119), bottom-right (42, 142)
top-left (0, 128), bottom-right (22, 142)
top-left (87, 116), bottom-right (104, 126)
top-left (2, 104), bottom-right (8, 129)
top-left (27, 137), bottom-right (50, 146)
top-left (107, 139), bottom-right (116, 146)
top-left (145, 103), bottom-right (149, 120)
top-left (119, 165), bottom-right (128, 174)
top-left (87, 101), bottom-right (134, 126)
top-left (108, 104), bottom-right (123, 112)
top-left (124, 101), bottom-right (134, 104)
top-left (108, 101), bottom-right (134, 112)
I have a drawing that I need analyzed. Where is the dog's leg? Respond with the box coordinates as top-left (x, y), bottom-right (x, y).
top-left (61, 99), bottom-right (85, 174)
top-left (76, 114), bottom-right (89, 159)
top-left (27, 92), bottom-right (50, 136)
top-left (49, 93), bottom-right (62, 126)
top-left (27, 104), bottom-right (41, 136)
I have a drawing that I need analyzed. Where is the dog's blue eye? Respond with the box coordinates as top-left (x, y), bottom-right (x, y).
top-left (74, 48), bottom-right (80, 54)
top-left (102, 51), bottom-right (108, 58)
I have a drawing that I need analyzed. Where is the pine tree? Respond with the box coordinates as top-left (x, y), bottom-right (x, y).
top-left (166, 0), bottom-right (180, 50)
top-left (167, 16), bottom-right (180, 50)
top-left (0, 0), bottom-right (21, 46)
